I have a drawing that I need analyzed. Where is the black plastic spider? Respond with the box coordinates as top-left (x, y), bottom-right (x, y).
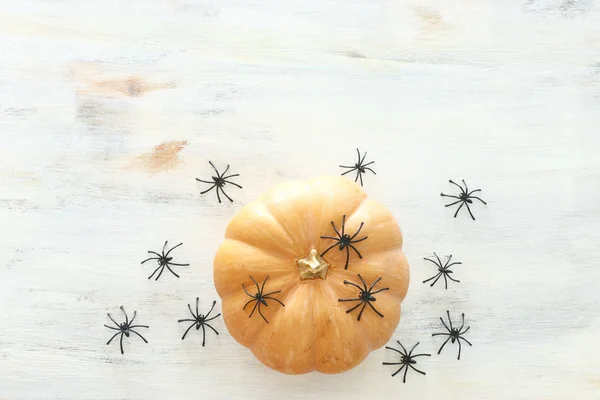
top-left (104, 306), bottom-right (149, 355)
top-left (242, 276), bottom-right (285, 324)
top-left (383, 341), bottom-right (431, 383)
top-left (432, 310), bottom-right (472, 360)
top-left (441, 179), bottom-right (487, 220)
top-left (320, 214), bottom-right (368, 270)
top-left (423, 252), bottom-right (461, 289)
top-left (340, 148), bottom-right (376, 186)
top-left (338, 274), bottom-right (389, 321)
top-left (141, 241), bottom-right (189, 280)
top-left (196, 161), bottom-right (242, 203)
top-left (178, 298), bottom-right (221, 346)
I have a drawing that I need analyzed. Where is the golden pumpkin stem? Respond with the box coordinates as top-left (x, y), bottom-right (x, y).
top-left (297, 249), bottom-right (330, 280)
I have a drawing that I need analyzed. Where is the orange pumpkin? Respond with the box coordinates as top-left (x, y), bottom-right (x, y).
top-left (213, 175), bottom-right (409, 374)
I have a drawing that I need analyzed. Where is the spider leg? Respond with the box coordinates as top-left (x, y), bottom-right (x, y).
top-left (432, 332), bottom-right (450, 337)
top-left (434, 252), bottom-right (443, 267)
top-left (165, 242), bottom-right (183, 257)
top-left (120, 332), bottom-right (125, 354)
top-left (348, 244), bottom-right (363, 259)
top-left (386, 345), bottom-right (405, 356)
top-left (200, 184), bottom-right (217, 195)
top-left (196, 178), bottom-right (213, 184)
top-left (219, 186), bottom-right (234, 202)
top-left (391, 364), bottom-right (407, 378)
top-left (350, 222), bottom-right (365, 240)
top-left (162, 241), bottom-right (169, 254)
top-left (440, 314), bottom-right (451, 332)
top-left (461, 179), bottom-right (468, 193)
top-left (460, 325), bottom-right (471, 335)
top-left (430, 273), bottom-right (444, 287)
top-left (208, 161), bottom-right (220, 175)
top-left (358, 171), bottom-right (364, 186)
top-left (205, 323), bottom-right (219, 335)
top-left (220, 164), bottom-right (231, 178)
top-left (368, 276), bottom-right (382, 292)
top-left (423, 257), bottom-right (441, 268)
top-left (181, 322), bottom-right (195, 340)
top-left (129, 325), bottom-right (149, 329)
top-left (221, 173), bottom-right (239, 180)
top-left (341, 167), bottom-right (357, 176)
top-left (366, 301), bottom-right (384, 318)
top-left (147, 250), bottom-right (162, 257)
top-left (362, 161), bottom-right (375, 167)
top-left (396, 341), bottom-right (408, 355)
top-left (104, 325), bottom-right (120, 331)
top-left (356, 302), bottom-right (368, 321)
top-left (445, 261), bottom-right (462, 268)
top-left (341, 215), bottom-right (347, 236)
top-left (320, 242), bottom-right (339, 257)
top-left (403, 364), bottom-right (409, 383)
top-left (263, 296), bottom-right (285, 307)
top-left (188, 303), bottom-right (196, 318)
top-left (106, 332), bottom-right (120, 344)
top-left (447, 274), bottom-right (460, 283)
top-left (178, 319), bottom-right (196, 323)
top-left (351, 236), bottom-right (368, 243)
top-left (121, 307), bottom-right (129, 325)
top-left (155, 265), bottom-right (166, 280)
top-left (364, 167), bottom-right (376, 175)
top-left (382, 362), bottom-right (402, 365)
top-left (453, 202), bottom-right (465, 218)
top-left (469, 196), bottom-right (487, 205)
top-left (260, 275), bottom-right (270, 294)
top-left (215, 186), bottom-right (222, 203)
top-left (205, 300), bottom-right (216, 317)
top-left (140, 257), bottom-right (160, 264)
top-left (443, 273), bottom-right (449, 289)
top-left (248, 300), bottom-right (259, 317)
top-left (441, 193), bottom-right (461, 200)
top-left (201, 325), bottom-right (206, 347)
top-left (344, 245), bottom-right (350, 269)
top-left (320, 235), bottom-right (339, 240)
top-left (129, 311), bottom-right (137, 325)
top-left (444, 199), bottom-right (463, 207)
top-left (107, 313), bottom-right (120, 328)
top-left (223, 180), bottom-right (243, 189)
top-left (411, 353), bottom-right (432, 358)
top-left (357, 148), bottom-right (365, 164)
top-left (242, 283), bottom-right (252, 297)
top-left (463, 201), bottom-right (476, 220)
top-left (423, 272), bottom-right (442, 284)
top-left (343, 280), bottom-right (365, 291)
top-left (408, 364), bottom-right (427, 376)
top-left (243, 298), bottom-right (257, 310)
top-left (250, 276), bottom-right (261, 292)
top-left (457, 338), bottom-right (462, 360)
top-left (345, 301), bottom-right (365, 314)
top-left (330, 220), bottom-right (342, 238)
top-left (446, 310), bottom-right (454, 330)
top-left (257, 303), bottom-right (269, 323)
top-left (407, 342), bottom-right (420, 356)
top-left (467, 189), bottom-right (481, 195)
top-left (370, 287), bottom-right (390, 295)
top-left (458, 336), bottom-right (472, 347)
top-left (204, 313), bottom-right (221, 322)
top-left (357, 274), bottom-right (369, 290)
top-left (262, 290), bottom-right (282, 297)
top-left (338, 297), bottom-right (362, 302)
top-left (436, 335), bottom-right (452, 355)
top-left (168, 262), bottom-right (189, 266)
top-left (449, 179), bottom-right (466, 194)
top-left (129, 329), bottom-right (148, 343)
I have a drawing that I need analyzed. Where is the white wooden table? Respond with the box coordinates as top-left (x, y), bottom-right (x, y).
top-left (2, 1), bottom-right (600, 399)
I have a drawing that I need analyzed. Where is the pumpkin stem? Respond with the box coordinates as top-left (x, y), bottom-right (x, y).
top-left (297, 249), bottom-right (330, 280)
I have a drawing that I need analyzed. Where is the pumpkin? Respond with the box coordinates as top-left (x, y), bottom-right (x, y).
top-left (213, 175), bottom-right (410, 374)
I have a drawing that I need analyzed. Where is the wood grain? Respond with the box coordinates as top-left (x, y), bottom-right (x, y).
top-left (1, 0), bottom-right (600, 399)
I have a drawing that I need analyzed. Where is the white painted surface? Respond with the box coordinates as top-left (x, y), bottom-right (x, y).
top-left (2, 0), bottom-right (600, 399)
